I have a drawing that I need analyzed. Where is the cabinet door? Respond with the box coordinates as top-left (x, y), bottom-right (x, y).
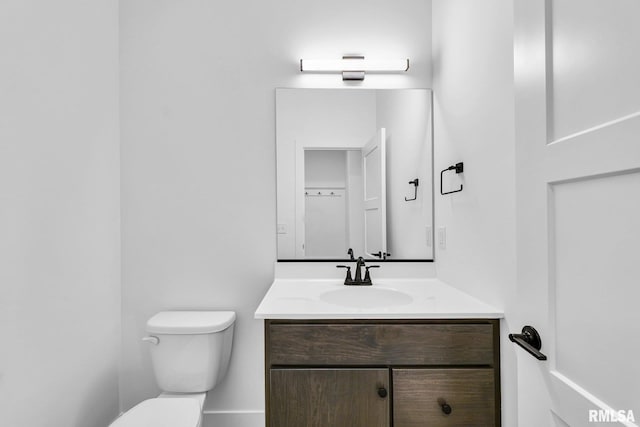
top-left (393, 368), bottom-right (496, 427)
top-left (270, 368), bottom-right (390, 427)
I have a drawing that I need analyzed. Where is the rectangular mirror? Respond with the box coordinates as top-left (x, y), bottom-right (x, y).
top-left (276, 88), bottom-right (433, 261)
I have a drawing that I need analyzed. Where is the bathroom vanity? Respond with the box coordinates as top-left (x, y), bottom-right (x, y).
top-left (265, 87), bottom-right (503, 425)
top-left (265, 319), bottom-right (499, 426)
top-left (255, 275), bottom-right (503, 427)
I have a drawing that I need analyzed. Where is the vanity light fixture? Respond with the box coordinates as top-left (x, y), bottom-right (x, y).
top-left (299, 55), bottom-right (410, 81)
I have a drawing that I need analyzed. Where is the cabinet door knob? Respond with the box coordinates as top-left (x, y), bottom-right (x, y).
top-left (438, 398), bottom-right (452, 415)
top-left (377, 387), bottom-right (388, 398)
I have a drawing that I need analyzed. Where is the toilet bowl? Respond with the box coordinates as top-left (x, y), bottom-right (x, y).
top-left (109, 311), bottom-right (235, 427)
top-left (109, 395), bottom-right (203, 427)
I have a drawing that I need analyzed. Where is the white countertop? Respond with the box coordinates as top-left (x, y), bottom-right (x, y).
top-left (254, 277), bottom-right (503, 320)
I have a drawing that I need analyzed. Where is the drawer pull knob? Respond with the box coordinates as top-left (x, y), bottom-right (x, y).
top-left (377, 387), bottom-right (388, 398)
top-left (438, 398), bottom-right (452, 415)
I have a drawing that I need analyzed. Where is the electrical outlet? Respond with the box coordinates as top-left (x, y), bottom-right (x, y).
top-left (438, 227), bottom-right (446, 250)
top-left (277, 223), bottom-right (287, 234)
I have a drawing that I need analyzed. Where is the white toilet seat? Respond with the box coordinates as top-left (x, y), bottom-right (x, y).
top-left (109, 398), bottom-right (202, 427)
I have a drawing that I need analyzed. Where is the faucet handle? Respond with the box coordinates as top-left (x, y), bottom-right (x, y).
top-left (363, 265), bottom-right (380, 283)
top-left (336, 265), bottom-right (353, 285)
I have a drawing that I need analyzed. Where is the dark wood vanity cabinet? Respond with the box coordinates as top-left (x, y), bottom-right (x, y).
top-left (264, 319), bottom-right (500, 427)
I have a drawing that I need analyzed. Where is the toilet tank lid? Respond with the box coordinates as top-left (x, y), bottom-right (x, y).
top-left (147, 311), bottom-right (236, 334)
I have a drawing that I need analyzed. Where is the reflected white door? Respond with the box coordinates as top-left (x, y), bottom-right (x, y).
top-left (514, 1), bottom-right (640, 426)
top-left (362, 128), bottom-right (387, 259)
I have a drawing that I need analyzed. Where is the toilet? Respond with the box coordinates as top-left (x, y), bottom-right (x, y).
top-left (110, 311), bottom-right (236, 427)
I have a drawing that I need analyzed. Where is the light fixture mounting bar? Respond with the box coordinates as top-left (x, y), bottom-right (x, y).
top-left (300, 56), bottom-right (410, 81)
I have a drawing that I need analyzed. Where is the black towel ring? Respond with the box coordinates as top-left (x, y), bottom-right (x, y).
top-left (404, 178), bottom-right (419, 201)
top-left (440, 162), bottom-right (464, 195)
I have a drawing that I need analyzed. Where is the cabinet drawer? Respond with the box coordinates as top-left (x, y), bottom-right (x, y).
top-left (268, 323), bottom-right (494, 366)
top-left (393, 368), bottom-right (496, 427)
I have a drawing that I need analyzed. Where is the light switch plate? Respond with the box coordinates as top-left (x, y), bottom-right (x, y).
top-left (438, 227), bottom-right (446, 250)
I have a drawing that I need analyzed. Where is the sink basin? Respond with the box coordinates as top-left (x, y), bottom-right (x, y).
top-left (320, 287), bottom-right (413, 309)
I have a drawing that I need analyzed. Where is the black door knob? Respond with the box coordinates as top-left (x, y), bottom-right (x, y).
top-left (377, 387), bottom-right (388, 398)
top-left (438, 398), bottom-right (452, 415)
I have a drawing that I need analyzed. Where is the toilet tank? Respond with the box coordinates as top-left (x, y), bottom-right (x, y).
top-left (145, 311), bottom-right (236, 393)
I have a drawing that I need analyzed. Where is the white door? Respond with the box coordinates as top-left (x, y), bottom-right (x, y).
top-left (514, 1), bottom-right (640, 426)
top-left (362, 128), bottom-right (388, 259)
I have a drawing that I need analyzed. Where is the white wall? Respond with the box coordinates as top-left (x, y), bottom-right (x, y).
top-left (431, 1), bottom-right (517, 425)
top-left (0, 1), bottom-right (121, 426)
top-left (305, 150), bottom-right (347, 188)
top-left (120, 0), bottom-right (432, 423)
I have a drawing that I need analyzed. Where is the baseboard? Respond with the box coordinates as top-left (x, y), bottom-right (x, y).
top-left (203, 410), bottom-right (264, 427)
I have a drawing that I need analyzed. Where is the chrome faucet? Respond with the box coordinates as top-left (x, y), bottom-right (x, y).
top-left (337, 257), bottom-right (380, 286)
